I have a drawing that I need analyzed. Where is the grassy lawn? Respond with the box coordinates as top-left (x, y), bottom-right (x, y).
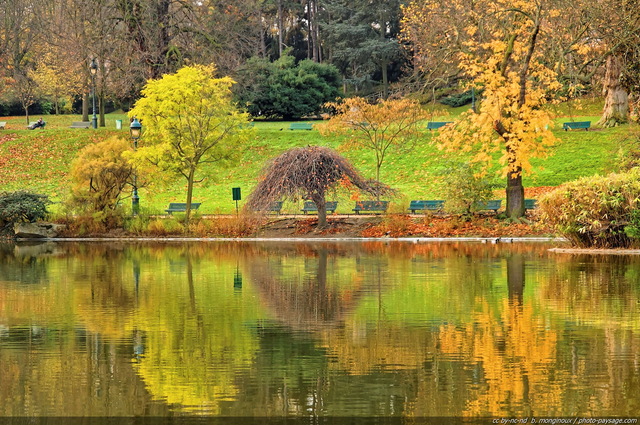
top-left (0, 104), bottom-right (637, 215)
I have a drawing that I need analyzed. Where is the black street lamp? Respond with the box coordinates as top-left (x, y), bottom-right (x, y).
top-left (90, 58), bottom-right (98, 129)
top-left (130, 118), bottom-right (142, 215)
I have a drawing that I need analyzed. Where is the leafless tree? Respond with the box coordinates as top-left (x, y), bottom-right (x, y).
top-left (246, 146), bottom-right (391, 228)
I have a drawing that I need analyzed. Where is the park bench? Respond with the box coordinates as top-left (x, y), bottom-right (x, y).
top-left (562, 121), bottom-right (590, 131)
top-left (427, 121), bottom-right (453, 130)
top-left (408, 200), bottom-right (445, 213)
top-left (289, 122), bottom-right (313, 130)
top-left (165, 202), bottom-right (201, 215)
top-left (353, 200), bottom-right (389, 214)
top-left (477, 200), bottom-right (502, 213)
top-left (268, 201), bottom-right (283, 214)
top-left (70, 121), bottom-right (91, 129)
top-left (525, 199), bottom-right (537, 211)
top-left (0, 122), bottom-right (6, 129)
top-left (301, 201), bottom-right (338, 214)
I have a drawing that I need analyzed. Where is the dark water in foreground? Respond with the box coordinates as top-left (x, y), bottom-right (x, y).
top-left (0, 240), bottom-right (639, 420)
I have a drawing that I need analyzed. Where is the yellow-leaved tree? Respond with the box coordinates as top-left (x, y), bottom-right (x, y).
top-left (128, 64), bottom-right (254, 220)
top-left (321, 97), bottom-right (426, 184)
top-left (68, 136), bottom-right (138, 226)
top-left (402, 0), bottom-right (561, 219)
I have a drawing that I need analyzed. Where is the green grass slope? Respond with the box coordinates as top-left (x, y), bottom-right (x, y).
top-left (0, 106), bottom-right (636, 215)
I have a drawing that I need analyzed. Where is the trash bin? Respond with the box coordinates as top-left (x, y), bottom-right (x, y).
top-left (115, 119), bottom-right (122, 130)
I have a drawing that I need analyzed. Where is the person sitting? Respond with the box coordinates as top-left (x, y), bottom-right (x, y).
top-left (29, 118), bottom-right (45, 130)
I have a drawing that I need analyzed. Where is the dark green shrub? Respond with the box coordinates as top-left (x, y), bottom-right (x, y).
top-left (439, 89), bottom-right (481, 108)
top-left (539, 169), bottom-right (640, 248)
top-left (234, 51), bottom-right (342, 120)
top-left (0, 191), bottom-right (51, 224)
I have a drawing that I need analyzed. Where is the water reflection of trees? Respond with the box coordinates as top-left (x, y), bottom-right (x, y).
top-left (3, 241), bottom-right (640, 417)
top-left (0, 326), bottom-right (169, 416)
top-left (248, 243), bottom-right (386, 330)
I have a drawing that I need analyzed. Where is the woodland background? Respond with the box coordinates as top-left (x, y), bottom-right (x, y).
top-left (0, 0), bottom-right (638, 125)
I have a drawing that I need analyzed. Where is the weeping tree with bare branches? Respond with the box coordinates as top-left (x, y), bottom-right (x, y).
top-left (246, 146), bottom-right (392, 228)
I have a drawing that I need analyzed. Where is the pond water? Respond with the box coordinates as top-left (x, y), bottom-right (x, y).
top-left (0, 240), bottom-right (639, 420)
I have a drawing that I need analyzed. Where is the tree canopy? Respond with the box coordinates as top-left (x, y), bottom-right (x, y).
top-left (234, 52), bottom-right (341, 120)
top-left (128, 64), bottom-right (254, 220)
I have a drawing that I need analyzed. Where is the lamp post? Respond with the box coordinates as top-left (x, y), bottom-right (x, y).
top-left (90, 58), bottom-right (98, 129)
top-left (130, 118), bottom-right (142, 215)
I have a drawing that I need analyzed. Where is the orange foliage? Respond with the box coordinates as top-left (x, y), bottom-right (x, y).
top-left (361, 214), bottom-right (552, 238)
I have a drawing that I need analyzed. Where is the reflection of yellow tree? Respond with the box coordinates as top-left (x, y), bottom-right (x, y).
top-left (131, 253), bottom-right (262, 414)
top-left (438, 299), bottom-right (565, 417)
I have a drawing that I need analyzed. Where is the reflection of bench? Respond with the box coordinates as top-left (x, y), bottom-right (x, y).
top-left (353, 200), bottom-right (389, 214)
top-left (289, 122), bottom-right (313, 130)
top-left (165, 202), bottom-right (201, 214)
top-left (427, 121), bottom-right (453, 130)
top-left (477, 200), bottom-right (502, 213)
top-left (301, 201), bottom-right (337, 214)
top-left (408, 200), bottom-right (444, 213)
top-left (562, 121), bottom-right (590, 131)
top-left (0, 122), bottom-right (6, 129)
top-left (525, 199), bottom-right (537, 211)
top-left (70, 121), bottom-right (91, 129)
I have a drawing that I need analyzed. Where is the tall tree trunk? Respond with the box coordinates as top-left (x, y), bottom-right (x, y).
top-left (381, 60), bottom-right (389, 99)
top-left (277, 0), bottom-right (284, 58)
top-left (506, 166), bottom-right (525, 219)
top-left (99, 94), bottom-right (106, 127)
top-left (185, 168), bottom-right (195, 222)
top-left (495, 120), bottom-right (525, 219)
top-left (310, 0), bottom-right (320, 62)
top-left (82, 92), bottom-right (89, 121)
top-left (598, 54), bottom-right (629, 128)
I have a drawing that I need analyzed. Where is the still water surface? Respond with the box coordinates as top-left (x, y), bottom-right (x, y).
top-left (1, 240), bottom-right (639, 418)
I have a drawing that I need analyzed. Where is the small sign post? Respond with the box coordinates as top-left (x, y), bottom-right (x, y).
top-left (232, 187), bottom-right (241, 215)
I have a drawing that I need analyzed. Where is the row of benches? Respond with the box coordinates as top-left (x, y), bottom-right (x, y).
top-left (408, 199), bottom-right (537, 213)
top-left (164, 199), bottom-right (538, 215)
top-left (293, 121), bottom-right (589, 131)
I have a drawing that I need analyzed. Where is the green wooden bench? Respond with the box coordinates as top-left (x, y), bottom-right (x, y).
top-left (525, 199), bottom-right (537, 211)
top-left (289, 122), bottom-right (313, 130)
top-left (427, 121), bottom-right (453, 130)
top-left (165, 202), bottom-right (201, 214)
top-left (562, 121), bottom-right (590, 131)
top-left (301, 201), bottom-right (338, 214)
top-left (70, 121), bottom-right (91, 129)
top-left (268, 201), bottom-right (283, 214)
top-left (408, 200), bottom-right (445, 213)
top-left (0, 121), bottom-right (6, 129)
top-left (476, 200), bottom-right (502, 213)
top-left (353, 200), bottom-right (389, 214)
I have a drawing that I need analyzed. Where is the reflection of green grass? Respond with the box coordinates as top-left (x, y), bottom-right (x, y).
top-left (0, 104), bottom-right (637, 214)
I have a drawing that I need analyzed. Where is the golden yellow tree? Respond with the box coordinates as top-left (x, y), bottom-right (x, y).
top-left (321, 97), bottom-right (426, 183)
top-left (403, 0), bottom-right (560, 218)
top-left (129, 64), bottom-right (254, 220)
